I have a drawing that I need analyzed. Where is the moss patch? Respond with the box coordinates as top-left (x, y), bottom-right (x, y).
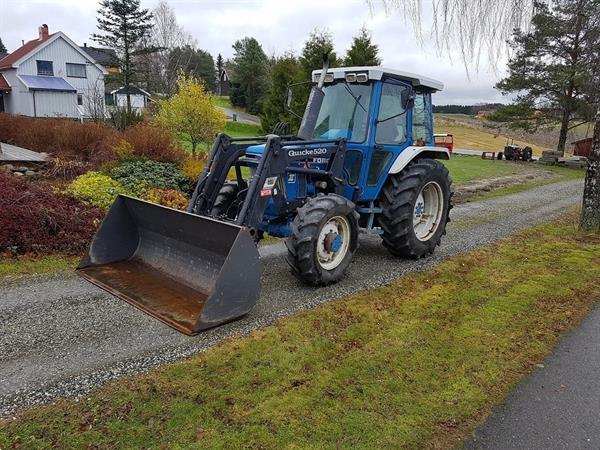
top-left (0, 255), bottom-right (77, 283)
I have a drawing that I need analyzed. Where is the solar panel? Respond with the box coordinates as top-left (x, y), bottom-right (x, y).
top-left (19, 75), bottom-right (76, 92)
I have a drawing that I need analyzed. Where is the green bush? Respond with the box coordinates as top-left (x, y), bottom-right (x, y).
top-left (66, 172), bottom-right (129, 209)
top-left (110, 159), bottom-right (190, 195)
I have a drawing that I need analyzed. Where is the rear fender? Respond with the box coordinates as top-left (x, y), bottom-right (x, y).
top-left (388, 146), bottom-right (449, 174)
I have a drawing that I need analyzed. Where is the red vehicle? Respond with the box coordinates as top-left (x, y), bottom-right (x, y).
top-left (434, 133), bottom-right (454, 153)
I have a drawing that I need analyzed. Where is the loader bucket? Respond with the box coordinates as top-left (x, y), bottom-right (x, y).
top-left (77, 195), bottom-right (261, 335)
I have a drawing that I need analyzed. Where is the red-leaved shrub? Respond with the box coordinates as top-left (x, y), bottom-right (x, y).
top-left (0, 113), bottom-right (119, 168)
top-left (123, 123), bottom-right (186, 163)
top-left (0, 172), bottom-right (105, 255)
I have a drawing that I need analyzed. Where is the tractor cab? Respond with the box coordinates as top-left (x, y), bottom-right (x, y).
top-left (306, 67), bottom-right (443, 202)
top-left (248, 67), bottom-right (444, 203)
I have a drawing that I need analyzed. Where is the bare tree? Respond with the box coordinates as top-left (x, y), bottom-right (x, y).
top-left (84, 78), bottom-right (107, 123)
top-left (144, 0), bottom-right (196, 96)
top-left (373, 0), bottom-right (599, 231)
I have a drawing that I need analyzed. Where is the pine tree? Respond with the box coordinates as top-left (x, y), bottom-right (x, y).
top-left (92, 0), bottom-right (155, 115)
top-left (345, 27), bottom-right (381, 66)
top-left (493, 0), bottom-right (600, 154)
top-left (229, 37), bottom-right (270, 114)
top-left (260, 53), bottom-right (304, 134)
top-left (0, 37), bottom-right (6, 54)
top-left (300, 29), bottom-right (338, 80)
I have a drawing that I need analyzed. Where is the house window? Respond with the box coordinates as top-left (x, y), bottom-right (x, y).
top-left (77, 94), bottom-right (83, 106)
top-left (66, 63), bottom-right (86, 78)
top-left (36, 60), bottom-right (54, 76)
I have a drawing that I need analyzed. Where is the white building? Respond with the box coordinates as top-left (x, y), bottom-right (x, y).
top-left (0, 25), bottom-right (108, 119)
top-left (110, 86), bottom-right (151, 111)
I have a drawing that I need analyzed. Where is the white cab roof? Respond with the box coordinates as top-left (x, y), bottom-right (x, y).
top-left (312, 66), bottom-right (444, 91)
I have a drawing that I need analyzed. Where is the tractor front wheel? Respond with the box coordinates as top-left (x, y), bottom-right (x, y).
top-left (286, 194), bottom-right (359, 286)
top-left (380, 159), bottom-right (452, 258)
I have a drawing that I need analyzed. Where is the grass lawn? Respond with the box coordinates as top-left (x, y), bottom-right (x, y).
top-left (179, 121), bottom-right (262, 155)
top-left (224, 121), bottom-right (262, 137)
top-left (443, 156), bottom-right (531, 185)
top-left (469, 164), bottom-right (586, 202)
top-left (0, 255), bottom-right (77, 283)
top-left (2, 215), bottom-right (599, 448)
top-left (212, 96), bottom-right (232, 109)
top-left (443, 156), bottom-right (586, 202)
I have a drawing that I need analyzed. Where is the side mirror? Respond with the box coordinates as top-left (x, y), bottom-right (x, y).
top-left (402, 89), bottom-right (416, 110)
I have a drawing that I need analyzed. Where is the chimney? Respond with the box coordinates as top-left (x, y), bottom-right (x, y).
top-left (38, 24), bottom-right (49, 41)
top-left (84, 42), bottom-right (87, 48)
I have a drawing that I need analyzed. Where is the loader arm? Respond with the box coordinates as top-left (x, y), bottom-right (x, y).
top-left (188, 133), bottom-right (349, 236)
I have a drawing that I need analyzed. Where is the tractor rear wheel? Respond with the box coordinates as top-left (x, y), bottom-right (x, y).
top-left (380, 159), bottom-right (452, 258)
top-left (211, 181), bottom-right (240, 219)
top-left (286, 194), bottom-right (359, 286)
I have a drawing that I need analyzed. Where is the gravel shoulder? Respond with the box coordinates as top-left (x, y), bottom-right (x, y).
top-left (0, 179), bottom-right (584, 417)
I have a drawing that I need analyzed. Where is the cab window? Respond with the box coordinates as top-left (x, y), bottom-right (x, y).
top-left (375, 82), bottom-right (408, 145)
top-left (412, 92), bottom-right (433, 144)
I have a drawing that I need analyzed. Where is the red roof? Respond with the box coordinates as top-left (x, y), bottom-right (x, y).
top-left (0, 74), bottom-right (10, 90)
top-left (0, 34), bottom-right (55, 70)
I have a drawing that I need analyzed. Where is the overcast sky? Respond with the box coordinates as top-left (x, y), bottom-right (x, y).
top-left (0, 0), bottom-right (510, 104)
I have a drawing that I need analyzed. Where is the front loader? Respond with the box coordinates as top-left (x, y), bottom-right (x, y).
top-left (78, 61), bottom-right (453, 335)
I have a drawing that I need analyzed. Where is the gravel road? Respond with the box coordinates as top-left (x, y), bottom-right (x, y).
top-left (0, 179), bottom-right (583, 417)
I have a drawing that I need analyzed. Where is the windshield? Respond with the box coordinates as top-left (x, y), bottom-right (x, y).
top-left (312, 82), bottom-right (372, 142)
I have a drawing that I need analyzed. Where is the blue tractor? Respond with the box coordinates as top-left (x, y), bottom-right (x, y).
top-left (78, 61), bottom-right (453, 335)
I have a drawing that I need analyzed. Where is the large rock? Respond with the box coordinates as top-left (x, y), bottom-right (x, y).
top-left (13, 171), bottom-right (24, 177)
top-left (25, 170), bottom-right (36, 176)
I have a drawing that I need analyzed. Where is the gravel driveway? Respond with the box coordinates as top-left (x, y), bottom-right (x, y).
top-left (0, 179), bottom-right (583, 417)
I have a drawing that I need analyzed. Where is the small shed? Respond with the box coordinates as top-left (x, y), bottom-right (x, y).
top-left (110, 86), bottom-right (151, 110)
top-left (571, 137), bottom-right (592, 158)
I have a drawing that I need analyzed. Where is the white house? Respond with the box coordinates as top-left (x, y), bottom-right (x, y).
top-left (0, 25), bottom-right (108, 119)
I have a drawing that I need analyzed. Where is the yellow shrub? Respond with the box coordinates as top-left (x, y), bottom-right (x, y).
top-left (180, 156), bottom-right (206, 182)
top-left (143, 188), bottom-right (189, 210)
top-left (112, 139), bottom-right (135, 161)
top-left (66, 171), bottom-right (130, 209)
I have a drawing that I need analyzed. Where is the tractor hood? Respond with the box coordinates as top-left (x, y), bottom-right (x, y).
top-left (246, 143), bottom-right (266, 156)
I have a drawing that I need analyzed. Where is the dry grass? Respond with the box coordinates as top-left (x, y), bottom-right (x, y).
top-left (435, 117), bottom-right (550, 155)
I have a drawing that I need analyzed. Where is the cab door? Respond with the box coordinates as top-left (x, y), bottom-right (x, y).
top-left (361, 79), bottom-right (412, 201)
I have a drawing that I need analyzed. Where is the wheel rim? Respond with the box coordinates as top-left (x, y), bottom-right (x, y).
top-left (317, 215), bottom-right (351, 270)
top-left (413, 181), bottom-right (444, 241)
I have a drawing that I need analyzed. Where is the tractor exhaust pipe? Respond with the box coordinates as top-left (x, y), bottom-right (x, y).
top-left (297, 53), bottom-right (329, 140)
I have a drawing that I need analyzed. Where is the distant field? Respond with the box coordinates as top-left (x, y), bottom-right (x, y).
top-left (434, 113), bottom-right (596, 154)
top-left (434, 116), bottom-right (550, 155)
